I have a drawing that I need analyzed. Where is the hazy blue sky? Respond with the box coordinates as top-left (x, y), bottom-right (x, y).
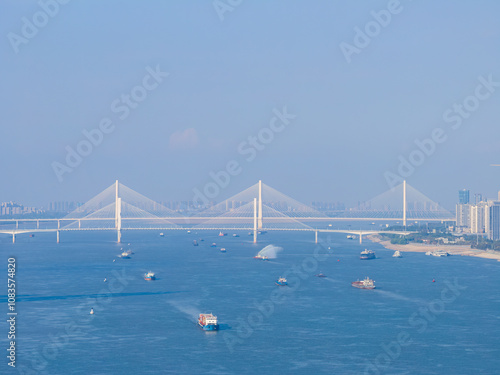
top-left (1, 0), bottom-right (500, 209)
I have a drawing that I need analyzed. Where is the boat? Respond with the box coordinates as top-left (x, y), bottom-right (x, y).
top-left (218, 231), bottom-right (227, 237)
top-left (120, 251), bottom-right (131, 259)
top-left (360, 249), bottom-right (375, 260)
top-left (187, 230), bottom-right (191, 234)
top-left (425, 251), bottom-right (432, 256)
top-left (193, 240), bottom-right (198, 246)
top-left (392, 250), bottom-right (402, 258)
top-left (315, 273), bottom-right (327, 278)
top-left (211, 243), bottom-right (217, 247)
top-left (352, 277), bottom-right (376, 289)
top-left (432, 250), bottom-right (449, 257)
top-left (248, 232), bottom-right (253, 236)
top-left (144, 271), bottom-right (156, 281)
top-left (232, 234), bottom-right (239, 237)
top-left (90, 308), bottom-right (94, 315)
top-left (275, 277), bottom-right (288, 286)
top-left (159, 233), bottom-right (164, 237)
top-left (198, 313), bottom-right (219, 331)
top-left (29, 234), bottom-right (35, 238)
top-left (220, 248), bottom-right (226, 253)
top-left (253, 255), bottom-right (269, 261)
top-left (346, 235), bottom-right (355, 240)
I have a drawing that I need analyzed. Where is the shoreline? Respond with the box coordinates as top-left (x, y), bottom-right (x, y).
top-left (367, 234), bottom-right (500, 261)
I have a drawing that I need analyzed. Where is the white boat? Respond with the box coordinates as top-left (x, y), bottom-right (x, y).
top-left (90, 308), bottom-right (94, 315)
top-left (432, 250), bottom-right (449, 257)
top-left (392, 250), bottom-right (402, 258)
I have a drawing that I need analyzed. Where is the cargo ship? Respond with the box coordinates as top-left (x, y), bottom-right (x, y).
top-left (198, 313), bottom-right (219, 331)
top-left (144, 272), bottom-right (155, 281)
top-left (360, 249), bottom-right (375, 260)
top-left (275, 277), bottom-right (288, 286)
top-left (351, 277), bottom-right (376, 289)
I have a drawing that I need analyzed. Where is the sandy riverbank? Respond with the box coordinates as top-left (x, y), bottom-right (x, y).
top-left (367, 234), bottom-right (500, 261)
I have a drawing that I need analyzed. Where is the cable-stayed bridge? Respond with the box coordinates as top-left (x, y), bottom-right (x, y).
top-left (0, 180), bottom-right (453, 244)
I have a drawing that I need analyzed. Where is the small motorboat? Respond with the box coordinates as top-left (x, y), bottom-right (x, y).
top-left (275, 277), bottom-right (288, 286)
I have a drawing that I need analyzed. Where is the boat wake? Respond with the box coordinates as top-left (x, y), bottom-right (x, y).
top-left (168, 300), bottom-right (200, 321)
top-left (256, 244), bottom-right (283, 259)
top-left (374, 290), bottom-right (425, 304)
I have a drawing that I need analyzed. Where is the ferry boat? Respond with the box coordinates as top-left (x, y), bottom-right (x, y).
top-left (144, 272), bottom-right (156, 281)
top-left (360, 249), bottom-right (375, 260)
top-left (198, 313), bottom-right (219, 331)
top-left (392, 250), bottom-right (402, 258)
top-left (275, 277), bottom-right (288, 286)
top-left (220, 248), bottom-right (226, 253)
top-left (351, 277), bottom-right (376, 289)
top-left (193, 240), bottom-right (198, 246)
top-left (315, 273), bottom-right (327, 278)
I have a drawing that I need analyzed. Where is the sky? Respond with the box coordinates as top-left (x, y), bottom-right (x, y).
top-left (1, 0), bottom-right (500, 210)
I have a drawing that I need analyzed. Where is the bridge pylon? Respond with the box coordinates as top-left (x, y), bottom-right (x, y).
top-left (115, 180), bottom-right (122, 243)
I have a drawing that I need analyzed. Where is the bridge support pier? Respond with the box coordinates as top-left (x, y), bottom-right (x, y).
top-left (16, 221), bottom-right (18, 229)
top-left (359, 233), bottom-right (362, 244)
top-left (36, 220), bottom-right (39, 229)
top-left (315, 230), bottom-right (318, 244)
top-left (117, 230), bottom-right (122, 244)
top-left (253, 198), bottom-right (258, 244)
top-left (12, 233), bottom-right (15, 244)
top-left (56, 230), bottom-right (60, 243)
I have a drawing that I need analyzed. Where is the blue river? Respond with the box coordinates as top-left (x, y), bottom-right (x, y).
top-left (1, 228), bottom-right (499, 374)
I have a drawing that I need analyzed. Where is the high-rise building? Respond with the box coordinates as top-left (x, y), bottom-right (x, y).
top-left (470, 202), bottom-right (487, 234)
top-left (486, 201), bottom-right (500, 240)
top-left (456, 203), bottom-right (470, 227)
top-left (459, 189), bottom-right (470, 204)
